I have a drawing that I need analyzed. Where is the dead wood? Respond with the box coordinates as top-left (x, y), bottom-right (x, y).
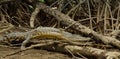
top-left (34, 2), bottom-right (120, 49)
top-left (0, 24), bottom-right (14, 34)
top-left (29, 42), bottom-right (120, 59)
top-left (64, 45), bottom-right (120, 59)
top-left (110, 30), bottom-right (120, 38)
top-left (30, 6), bottom-right (41, 28)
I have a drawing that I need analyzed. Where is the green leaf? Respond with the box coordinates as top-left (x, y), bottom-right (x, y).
top-left (39, 0), bottom-right (45, 3)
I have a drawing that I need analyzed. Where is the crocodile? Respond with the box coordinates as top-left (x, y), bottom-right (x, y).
top-left (0, 27), bottom-right (91, 49)
top-left (35, 27), bottom-right (91, 41)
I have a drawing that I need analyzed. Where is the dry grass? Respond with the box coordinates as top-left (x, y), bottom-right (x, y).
top-left (0, 0), bottom-right (119, 35)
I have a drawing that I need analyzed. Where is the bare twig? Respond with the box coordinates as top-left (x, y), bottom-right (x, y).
top-left (30, 4), bottom-right (41, 28)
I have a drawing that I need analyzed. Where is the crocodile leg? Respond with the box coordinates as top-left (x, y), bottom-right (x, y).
top-left (21, 33), bottom-right (32, 50)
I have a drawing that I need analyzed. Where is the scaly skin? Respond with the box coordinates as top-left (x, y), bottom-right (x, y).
top-left (0, 27), bottom-right (62, 43)
top-left (35, 27), bottom-right (91, 41)
top-left (0, 32), bottom-right (27, 45)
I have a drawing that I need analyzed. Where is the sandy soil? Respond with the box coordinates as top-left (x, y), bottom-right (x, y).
top-left (0, 47), bottom-right (74, 59)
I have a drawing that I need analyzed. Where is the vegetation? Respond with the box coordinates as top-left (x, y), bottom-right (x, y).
top-left (0, 0), bottom-right (120, 59)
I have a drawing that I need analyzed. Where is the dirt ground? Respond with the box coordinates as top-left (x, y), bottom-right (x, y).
top-left (0, 47), bottom-right (75, 59)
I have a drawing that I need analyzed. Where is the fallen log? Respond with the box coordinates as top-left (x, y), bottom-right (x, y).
top-left (30, 42), bottom-right (120, 59)
top-left (64, 45), bottom-right (120, 59)
top-left (109, 30), bottom-right (120, 38)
